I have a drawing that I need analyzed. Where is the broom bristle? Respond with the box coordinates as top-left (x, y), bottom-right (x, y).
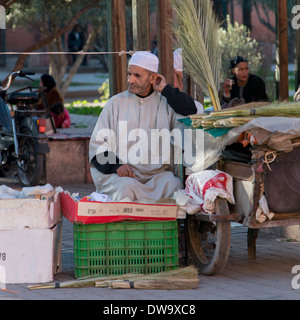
top-left (171, 0), bottom-right (222, 111)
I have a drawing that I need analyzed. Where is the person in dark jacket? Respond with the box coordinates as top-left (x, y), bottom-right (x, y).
top-left (222, 56), bottom-right (269, 108)
top-left (67, 24), bottom-right (86, 65)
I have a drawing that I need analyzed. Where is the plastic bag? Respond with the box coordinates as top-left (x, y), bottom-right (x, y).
top-left (0, 184), bottom-right (55, 200)
top-left (21, 183), bottom-right (54, 198)
top-left (184, 170), bottom-right (235, 214)
top-left (0, 185), bottom-right (21, 199)
top-left (88, 192), bottom-right (111, 202)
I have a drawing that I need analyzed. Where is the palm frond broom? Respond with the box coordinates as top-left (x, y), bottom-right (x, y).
top-left (190, 101), bottom-right (300, 129)
top-left (171, 0), bottom-right (223, 111)
top-left (28, 266), bottom-right (199, 290)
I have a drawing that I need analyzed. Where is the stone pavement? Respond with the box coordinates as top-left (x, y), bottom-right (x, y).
top-left (63, 113), bottom-right (99, 134)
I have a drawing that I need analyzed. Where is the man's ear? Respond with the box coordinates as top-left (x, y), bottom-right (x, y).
top-left (149, 73), bottom-right (157, 85)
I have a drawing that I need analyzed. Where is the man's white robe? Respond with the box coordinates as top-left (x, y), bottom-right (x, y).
top-left (89, 90), bottom-right (183, 201)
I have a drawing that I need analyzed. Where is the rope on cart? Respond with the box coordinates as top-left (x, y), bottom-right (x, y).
top-left (263, 151), bottom-right (277, 171)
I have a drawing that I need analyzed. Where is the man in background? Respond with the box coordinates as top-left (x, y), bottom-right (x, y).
top-left (222, 56), bottom-right (269, 108)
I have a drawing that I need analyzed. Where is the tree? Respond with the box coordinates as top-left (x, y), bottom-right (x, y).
top-left (0, 0), bottom-right (19, 9)
top-left (4, 0), bottom-right (103, 94)
top-left (251, 0), bottom-right (276, 33)
top-left (218, 15), bottom-right (263, 79)
top-left (237, 0), bottom-right (276, 33)
top-left (238, 0), bottom-right (294, 34)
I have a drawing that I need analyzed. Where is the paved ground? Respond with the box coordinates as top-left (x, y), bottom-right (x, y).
top-left (1, 217), bottom-right (300, 301)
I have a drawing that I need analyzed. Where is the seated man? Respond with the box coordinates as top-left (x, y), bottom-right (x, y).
top-left (89, 51), bottom-right (201, 201)
top-left (222, 56), bottom-right (269, 107)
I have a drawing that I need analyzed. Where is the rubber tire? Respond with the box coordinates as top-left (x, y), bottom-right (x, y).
top-left (17, 126), bottom-right (44, 186)
top-left (185, 197), bottom-right (231, 275)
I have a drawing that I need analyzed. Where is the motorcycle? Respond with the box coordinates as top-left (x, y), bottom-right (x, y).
top-left (0, 70), bottom-right (50, 186)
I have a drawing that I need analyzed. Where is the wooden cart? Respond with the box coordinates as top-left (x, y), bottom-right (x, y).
top-left (184, 143), bottom-right (300, 275)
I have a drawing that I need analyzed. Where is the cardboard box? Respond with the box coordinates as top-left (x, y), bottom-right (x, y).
top-left (61, 192), bottom-right (178, 224)
top-left (0, 191), bottom-right (61, 230)
top-left (0, 222), bottom-right (62, 284)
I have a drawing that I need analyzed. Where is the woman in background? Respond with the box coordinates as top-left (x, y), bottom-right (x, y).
top-left (36, 74), bottom-right (64, 111)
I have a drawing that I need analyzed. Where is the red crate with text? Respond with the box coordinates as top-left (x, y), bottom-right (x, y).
top-left (61, 192), bottom-right (178, 224)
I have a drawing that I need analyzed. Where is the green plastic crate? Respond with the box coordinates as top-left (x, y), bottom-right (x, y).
top-left (73, 220), bottom-right (179, 278)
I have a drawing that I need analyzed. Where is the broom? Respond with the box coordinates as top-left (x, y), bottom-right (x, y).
top-left (96, 266), bottom-right (199, 290)
top-left (190, 101), bottom-right (270, 121)
top-left (209, 101), bottom-right (300, 118)
top-left (171, 0), bottom-right (222, 111)
top-left (211, 117), bottom-right (258, 128)
top-left (28, 266), bottom-right (199, 290)
top-left (191, 101), bottom-right (300, 129)
top-left (105, 279), bottom-right (199, 290)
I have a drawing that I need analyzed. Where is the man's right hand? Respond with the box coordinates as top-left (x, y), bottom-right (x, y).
top-left (223, 78), bottom-right (234, 98)
top-left (116, 164), bottom-right (136, 178)
top-left (152, 74), bottom-right (167, 93)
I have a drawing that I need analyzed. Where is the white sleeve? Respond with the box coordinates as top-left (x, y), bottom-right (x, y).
top-left (194, 100), bottom-right (204, 114)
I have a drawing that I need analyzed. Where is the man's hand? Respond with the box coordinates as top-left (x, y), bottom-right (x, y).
top-left (116, 164), bottom-right (136, 178)
top-left (223, 78), bottom-right (234, 98)
top-left (152, 74), bottom-right (167, 93)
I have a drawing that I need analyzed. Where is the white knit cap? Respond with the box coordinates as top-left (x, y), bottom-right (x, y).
top-left (174, 48), bottom-right (183, 72)
top-left (129, 51), bottom-right (159, 73)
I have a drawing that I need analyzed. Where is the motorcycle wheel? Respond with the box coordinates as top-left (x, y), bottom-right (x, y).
top-left (17, 126), bottom-right (44, 186)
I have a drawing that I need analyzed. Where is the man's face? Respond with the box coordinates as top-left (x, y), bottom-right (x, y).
top-left (127, 65), bottom-right (154, 96)
top-left (232, 62), bottom-right (249, 83)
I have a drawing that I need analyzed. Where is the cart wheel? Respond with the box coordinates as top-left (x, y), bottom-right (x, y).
top-left (185, 197), bottom-right (231, 275)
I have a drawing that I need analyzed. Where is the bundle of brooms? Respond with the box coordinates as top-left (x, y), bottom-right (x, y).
top-left (190, 101), bottom-right (300, 129)
top-left (28, 266), bottom-right (199, 291)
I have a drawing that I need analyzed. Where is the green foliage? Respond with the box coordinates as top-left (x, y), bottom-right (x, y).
top-left (66, 80), bottom-right (110, 116)
top-left (66, 99), bottom-right (103, 116)
top-left (218, 15), bottom-right (263, 80)
top-left (98, 79), bottom-right (110, 103)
